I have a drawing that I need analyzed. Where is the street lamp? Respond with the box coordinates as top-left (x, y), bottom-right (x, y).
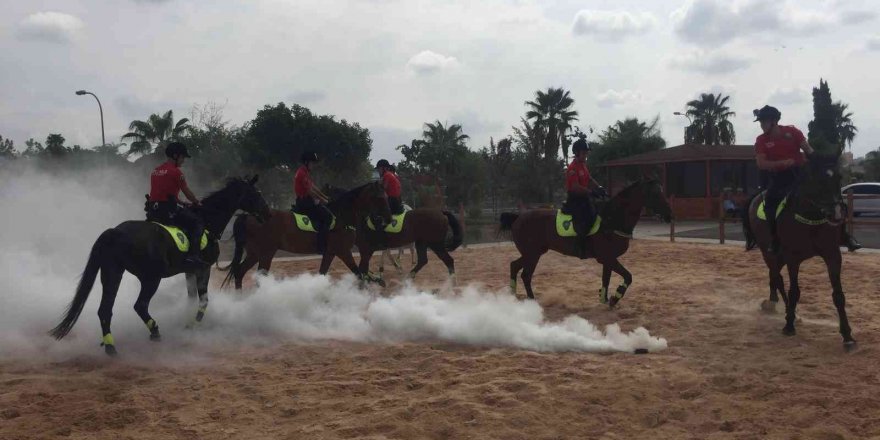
top-left (76, 90), bottom-right (105, 147)
top-left (673, 111), bottom-right (692, 144)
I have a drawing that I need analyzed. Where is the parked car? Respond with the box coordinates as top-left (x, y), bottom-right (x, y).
top-left (841, 182), bottom-right (880, 216)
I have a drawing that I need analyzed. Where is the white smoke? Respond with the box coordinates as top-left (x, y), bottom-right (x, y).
top-left (0, 166), bottom-right (666, 362)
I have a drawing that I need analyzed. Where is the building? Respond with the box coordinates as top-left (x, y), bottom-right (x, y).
top-left (600, 144), bottom-right (759, 219)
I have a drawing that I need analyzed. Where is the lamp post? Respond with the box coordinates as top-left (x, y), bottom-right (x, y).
top-left (673, 111), bottom-right (692, 144)
top-left (76, 90), bottom-right (105, 147)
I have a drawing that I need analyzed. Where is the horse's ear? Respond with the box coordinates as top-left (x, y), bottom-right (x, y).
top-left (249, 174), bottom-right (259, 185)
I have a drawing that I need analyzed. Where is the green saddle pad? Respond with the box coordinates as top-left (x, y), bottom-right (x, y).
top-left (556, 210), bottom-right (601, 237)
top-left (293, 212), bottom-right (336, 232)
top-left (153, 223), bottom-right (208, 253)
top-left (757, 196), bottom-right (787, 221)
top-left (367, 210), bottom-right (408, 233)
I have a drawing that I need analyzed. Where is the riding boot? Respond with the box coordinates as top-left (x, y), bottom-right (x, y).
top-left (184, 225), bottom-right (209, 268)
top-left (842, 227), bottom-right (862, 252)
top-left (316, 227), bottom-right (328, 254)
top-left (574, 234), bottom-right (589, 259)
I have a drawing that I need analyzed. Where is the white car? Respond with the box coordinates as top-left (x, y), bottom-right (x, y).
top-left (841, 182), bottom-right (880, 216)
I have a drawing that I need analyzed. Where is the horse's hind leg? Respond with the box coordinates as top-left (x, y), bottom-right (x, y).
top-left (429, 243), bottom-right (456, 286)
top-left (409, 242), bottom-right (429, 280)
top-left (521, 255), bottom-right (541, 300)
top-left (822, 253), bottom-right (856, 348)
top-left (235, 253), bottom-right (260, 290)
top-left (133, 275), bottom-right (162, 341)
top-left (509, 257), bottom-right (524, 295)
top-left (97, 264), bottom-right (124, 355)
top-left (762, 267), bottom-right (785, 313)
top-left (783, 261), bottom-right (802, 336)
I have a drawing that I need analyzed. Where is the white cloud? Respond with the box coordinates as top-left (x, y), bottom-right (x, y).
top-left (596, 89), bottom-right (644, 108)
top-left (406, 50), bottom-right (459, 75)
top-left (768, 87), bottom-right (808, 105)
top-left (571, 10), bottom-right (656, 40)
top-left (668, 49), bottom-right (752, 75)
top-left (867, 36), bottom-right (880, 51)
top-left (671, 0), bottom-right (858, 47)
top-left (16, 11), bottom-right (84, 44)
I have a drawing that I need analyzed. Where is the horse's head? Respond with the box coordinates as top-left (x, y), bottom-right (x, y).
top-left (227, 175), bottom-right (271, 221)
top-left (641, 179), bottom-right (672, 222)
top-left (800, 153), bottom-right (843, 219)
top-left (357, 181), bottom-right (392, 223)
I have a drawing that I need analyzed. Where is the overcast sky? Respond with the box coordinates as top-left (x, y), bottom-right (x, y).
top-left (2, 0), bottom-right (878, 163)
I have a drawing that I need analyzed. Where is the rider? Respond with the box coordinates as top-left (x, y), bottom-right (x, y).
top-left (566, 138), bottom-right (607, 257)
top-left (753, 105), bottom-right (861, 253)
top-left (376, 159), bottom-right (403, 215)
top-left (295, 151), bottom-right (332, 253)
top-left (147, 141), bottom-right (207, 267)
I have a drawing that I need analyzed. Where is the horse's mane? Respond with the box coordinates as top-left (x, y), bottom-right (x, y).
top-left (613, 179), bottom-right (647, 198)
top-left (201, 177), bottom-right (247, 206)
top-left (328, 182), bottom-right (374, 207)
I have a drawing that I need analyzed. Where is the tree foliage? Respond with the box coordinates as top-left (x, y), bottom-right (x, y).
top-left (121, 110), bottom-right (191, 156)
top-left (524, 87), bottom-right (578, 159)
top-left (807, 79), bottom-right (858, 155)
top-left (0, 135), bottom-right (16, 159)
top-left (684, 93), bottom-right (736, 145)
top-left (590, 117), bottom-right (666, 181)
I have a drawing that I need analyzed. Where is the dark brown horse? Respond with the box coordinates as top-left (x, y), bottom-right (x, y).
top-left (742, 153), bottom-right (855, 349)
top-left (221, 182), bottom-right (391, 289)
top-left (356, 209), bottom-right (463, 284)
top-left (499, 179), bottom-right (671, 305)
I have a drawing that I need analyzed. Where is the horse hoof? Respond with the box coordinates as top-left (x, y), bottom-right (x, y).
top-left (104, 345), bottom-right (118, 356)
top-left (844, 340), bottom-right (857, 352)
top-left (782, 326), bottom-right (796, 336)
top-left (760, 300), bottom-right (777, 314)
top-left (377, 279), bottom-right (387, 288)
top-left (150, 333), bottom-right (162, 342)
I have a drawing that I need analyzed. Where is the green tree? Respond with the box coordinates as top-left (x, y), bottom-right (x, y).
top-left (0, 135), bottom-right (15, 159)
top-left (45, 134), bottom-right (67, 156)
top-left (684, 93), bottom-right (736, 145)
top-left (481, 137), bottom-right (513, 213)
top-left (122, 110), bottom-right (191, 156)
top-left (504, 118), bottom-right (563, 204)
top-left (808, 79), bottom-right (838, 150)
top-left (863, 149), bottom-right (880, 181)
top-left (590, 117), bottom-right (666, 182)
top-left (833, 102), bottom-right (857, 153)
top-left (22, 138), bottom-right (44, 157)
top-left (525, 87), bottom-right (579, 159)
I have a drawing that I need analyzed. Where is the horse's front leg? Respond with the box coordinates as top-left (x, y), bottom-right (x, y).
top-left (783, 260), bottom-right (802, 336)
top-left (599, 264), bottom-right (612, 304)
top-left (606, 259), bottom-right (633, 308)
top-left (188, 268), bottom-right (210, 328)
top-left (822, 252), bottom-right (856, 349)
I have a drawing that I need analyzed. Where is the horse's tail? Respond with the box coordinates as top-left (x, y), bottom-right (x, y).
top-left (49, 228), bottom-right (119, 340)
top-left (220, 213), bottom-right (249, 288)
top-left (442, 210), bottom-right (463, 252)
top-left (742, 192), bottom-right (761, 251)
top-left (499, 212), bottom-right (519, 232)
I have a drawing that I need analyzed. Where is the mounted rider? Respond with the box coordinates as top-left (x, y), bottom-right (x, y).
top-left (565, 137), bottom-right (607, 257)
top-left (376, 159), bottom-right (403, 215)
top-left (753, 105), bottom-right (860, 253)
top-left (146, 141), bottom-right (207, 268)
top-left (295, 151), bottom-right (332, 253)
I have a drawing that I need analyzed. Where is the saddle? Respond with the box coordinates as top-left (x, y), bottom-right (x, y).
top-left (152, 223), bottom-right (208, 253)
top-left (366, 206), bottom-right (411, 233)
top-left (756, 194), bottom-right (788, 221)
top-left (556, 210), bottom-right (601, 237)
top-left (291, 211), bottom-right (336, 232)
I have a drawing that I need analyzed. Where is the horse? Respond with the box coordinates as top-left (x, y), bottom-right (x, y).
top-left (355, 208), bottom-right (463, 284)
top-left (221, 181), bottom-right (391, 289)
top-left (49, 176), bottom-right (270, 355)
top-left (741, 153), bottom-right (855, 349)
top-left (376, 203), bottom-right (416, 276)
top-left (499, 179), bottom-right (671, 305)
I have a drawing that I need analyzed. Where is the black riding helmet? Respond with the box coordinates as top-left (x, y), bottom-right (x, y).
top-left (301, 151), bottom-right (319, 164)
top-left (572, 138), bottom-right (591, 155)
top-left (376, 159), bottom-right (390, 169)
top-left (165, 141), bottom-right (191, 158)
top-left (753, 105), bottom-right (781, 122)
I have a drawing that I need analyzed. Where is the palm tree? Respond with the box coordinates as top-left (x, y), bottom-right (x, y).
top-left (121, 110), bottom-right (191, 156)
top-left (525, 87), bottom-right (579, 159)
top-left (833, 102), bottom-right (857, 153)
top-left (420, 120), bottom-right (469, 175)
top-left (684, 93), bottom-right (736, 145)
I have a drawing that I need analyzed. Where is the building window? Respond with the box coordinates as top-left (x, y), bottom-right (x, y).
top-left (666, 161), bottom-right (707, 198)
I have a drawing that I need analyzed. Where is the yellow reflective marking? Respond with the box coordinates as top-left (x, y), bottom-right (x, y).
top-left (102, 333), bottom-right (115, 346)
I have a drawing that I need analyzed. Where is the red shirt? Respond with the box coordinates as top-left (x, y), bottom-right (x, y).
top-left (565, 160), bottom-right (590, 192)
top-left (294, 165), bottom-right (312, 198)
top-left (382, 171), bottom-right (401, 198)
top-left (755, 125), bottom-right (806, 169)
top-left (149, 162), bottom-right (184, 202)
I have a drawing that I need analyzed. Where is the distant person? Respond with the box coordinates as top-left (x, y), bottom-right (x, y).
top-left (146, 142), bottom-right (207, 268)
top-left (565, 138), bottom-right (607, 257)
top-left (376, 159), bottom-right (403, 215)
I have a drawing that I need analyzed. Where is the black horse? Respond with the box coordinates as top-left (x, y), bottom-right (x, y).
top-left (50, 176), bottom-right (270, 355)
top-left (742, 153), bottom-right (855, 349)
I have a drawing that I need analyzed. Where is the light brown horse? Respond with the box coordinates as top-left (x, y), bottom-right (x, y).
top-left (742, 153), bottom-right (855, 349)
top-left (356, 209), bottom-right (463, 283)
top-left (499, 179), bottom-right (671, 305)
top-left (221, 182), bottom-right (391, 289)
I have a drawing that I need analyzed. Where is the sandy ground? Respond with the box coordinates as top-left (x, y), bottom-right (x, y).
top-left (3, 240), bottom-right (880, 440)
